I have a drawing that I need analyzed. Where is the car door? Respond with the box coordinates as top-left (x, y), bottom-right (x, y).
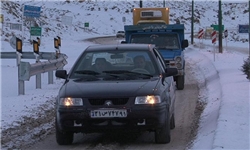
top-left (152, 48), bottom-right (176, 111)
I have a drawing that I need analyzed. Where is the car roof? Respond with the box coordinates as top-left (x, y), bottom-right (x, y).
top-left (85, 44), bottom-right (155, 52)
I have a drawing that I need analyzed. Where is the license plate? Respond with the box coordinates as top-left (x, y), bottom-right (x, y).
top-left (90, 109), bottom-right (127, 118)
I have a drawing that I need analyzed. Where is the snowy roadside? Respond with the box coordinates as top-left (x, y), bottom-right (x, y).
top-left (187, 42), bottom-right (250, 149)
top-left (185, 46), bottom-right (221, 149)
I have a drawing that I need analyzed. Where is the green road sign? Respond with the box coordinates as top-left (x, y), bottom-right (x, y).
top-left (30, 27), bottom-right (42, 36)
top-left (84, 22), bottom-right (89, 27)
top-left (211, 24), bottom-right (224, 31)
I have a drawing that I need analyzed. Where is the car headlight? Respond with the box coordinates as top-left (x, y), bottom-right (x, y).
top-left (135, 95), bottom-right (161, 104)
top-left (175, 56), bottom-right (182, 62)
top-left (176, 62), bottom-right (182, 69)
top-left (59, 97), bottom-right (83, 106)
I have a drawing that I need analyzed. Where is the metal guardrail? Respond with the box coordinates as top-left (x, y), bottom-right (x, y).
top-left (0, 51), bottom-right (68, 95)
top-left (0, 52), bottom-right (55, 59)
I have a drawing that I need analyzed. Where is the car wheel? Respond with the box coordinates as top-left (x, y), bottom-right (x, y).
top-left (56, 120), bottom-right (74, 145)
top-left (155, 110), bottom-right (171, 144)
top-left (170, 113), bottom-right (175, 129)
top-left (176, 75), bottom-right (184, 90)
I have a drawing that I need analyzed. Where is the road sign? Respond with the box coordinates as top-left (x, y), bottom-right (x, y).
top-left (211, 24), bottom-right (224, 31)
top-left (10, 36), bottom-right (16, 49)
top-left (30, 27), bottom-right (42, 36)
top-left (198, 28), bottom-right (204, 39)
top-left (10, 23), bottom-right (22, 31)
top-left (224, 29), bottom-right (228, 38)
top-left (212, 31), bottom-right (216, 44)
top-left (84, 22), bottom-right (89, 27)
top-left (238, 25), bottom-right (249, 33)
top-left (24, 5), bottom-right (41, 18)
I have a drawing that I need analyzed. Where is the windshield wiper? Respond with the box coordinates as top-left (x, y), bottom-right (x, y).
top-left (104, 70), bottom-right (153, 78)
top-left (74, 70), bottom-right (100, 75)
top-left (103, 70), bottom-right (132, 74)
top-left (73, 76), bottom-right (98, 81)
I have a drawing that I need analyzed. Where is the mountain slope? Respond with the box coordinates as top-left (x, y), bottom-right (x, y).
top-left (1, 0), bottom-right (248, 42)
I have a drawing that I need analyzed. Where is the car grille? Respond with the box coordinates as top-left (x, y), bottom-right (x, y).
top-left (88, 98), bottom-right (129, 106)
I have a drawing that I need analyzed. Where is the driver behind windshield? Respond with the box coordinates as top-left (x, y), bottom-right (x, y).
top-left (133, 55), bottom-right (155, 74)
top-left (134, 55), bottom-right (147, 69)
top-left (93, 58), bottom-right (110, 73)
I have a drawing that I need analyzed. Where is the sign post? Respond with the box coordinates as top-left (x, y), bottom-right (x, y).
top-left (23, 5), bottom-right (41, 42)
top-left (224, 29), bottom-right (228, 50)
top-left (33, 40), bottom-right (41, 89)
top-left (211, 30), bottom-right (217, 61)
top-left (198, 28), bottom-right (204, 50)
top-left (15, 37), bottom-right (24, 95)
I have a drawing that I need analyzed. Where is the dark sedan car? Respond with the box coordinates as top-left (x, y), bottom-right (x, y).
top-left (55, 44), bottom-right (178, 145)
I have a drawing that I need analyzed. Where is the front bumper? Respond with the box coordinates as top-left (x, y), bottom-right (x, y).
top-left (56, 104), bottom-right (168, 133)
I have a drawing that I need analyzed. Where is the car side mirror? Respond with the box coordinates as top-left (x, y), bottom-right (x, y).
top-left (164, 68), bottom-right (178, 77)
top-left (161, 68), bottom-right (178, 85)
top-left (182, 39), bottom-right (189, 48)
top-left (55, 70), bottom-right (67, 79)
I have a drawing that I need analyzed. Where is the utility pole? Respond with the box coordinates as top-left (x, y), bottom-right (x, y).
top-left (218, 0), bottom-right (223, 53)
top-left (191, 0), bottom-right (194, 44)
top-left (140, 0), bottom-right (142, 8)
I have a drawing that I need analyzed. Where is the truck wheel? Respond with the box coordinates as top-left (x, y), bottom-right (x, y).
top-left (56, 120), bottom-right (74, 145)
top-left (155, 111), bottom-right (171, 144)
top-left (176, 75), bottom-right (185, 90)
top-left (170, 114), bottom-right (175, 129)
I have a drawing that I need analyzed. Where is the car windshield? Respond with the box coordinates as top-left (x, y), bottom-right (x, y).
top-left (69, 50), bottom-right (158, 81)
top-left (130, 34), bottom-right (180, 49)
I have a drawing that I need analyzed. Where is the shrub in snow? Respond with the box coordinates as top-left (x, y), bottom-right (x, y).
top-left (241, 57), bottom-right (250, 80)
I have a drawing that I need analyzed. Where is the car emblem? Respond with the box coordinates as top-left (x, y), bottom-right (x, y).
top-left (105, 100), bottom-right (112, 106)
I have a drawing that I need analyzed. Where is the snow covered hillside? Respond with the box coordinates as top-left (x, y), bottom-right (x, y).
top-left (1, 0), bottom-right (249, 43)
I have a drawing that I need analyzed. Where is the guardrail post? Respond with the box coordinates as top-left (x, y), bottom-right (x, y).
top-left (33, 40), bottom-right (41, 89)
top-left (1, 51), bottom-right (68, 95)
top-left (54, 37), bottom-right (59, 58)
top-left (57, 36), bottom-right (63, 70)
top-left (48, 53), bottom-right (54, 84)
top-left (16, 37), bottom-right (25, 95)
top-left (54, 36), bottom-right (63, 82)
top-left (48, 71), bottom-right (53, 84)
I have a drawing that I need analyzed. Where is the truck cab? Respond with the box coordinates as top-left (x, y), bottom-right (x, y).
top-left (122, 8), bottom-right (189, 90)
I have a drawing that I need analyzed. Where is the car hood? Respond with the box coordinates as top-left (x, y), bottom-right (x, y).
top-left (59, 78), bottom-right (161, 98)
top-left (157, 49), bottom-right (182, 60)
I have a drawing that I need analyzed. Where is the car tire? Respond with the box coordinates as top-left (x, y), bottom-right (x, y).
top-left (176, 75), bottom-right (184, 90)
top-left (56, 120), bottom-right (74, 145)
top-left (170, 113), bottom-right (175, 129)
top-left (155, 110), bottom-right (171, 144)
